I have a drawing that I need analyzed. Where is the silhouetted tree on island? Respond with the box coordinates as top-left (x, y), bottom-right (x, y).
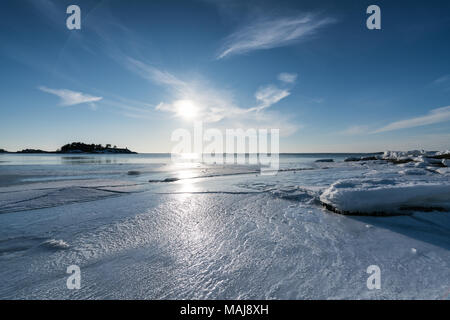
top-left (58, 142), bottom-right (136, 154)
top-left (14, 143), bottom-right (136, 154)
top-left (17, 149), bottom-right (49, 153)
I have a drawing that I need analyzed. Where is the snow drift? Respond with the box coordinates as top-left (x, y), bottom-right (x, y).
top-left (320, 178), bottom-right (450, 215)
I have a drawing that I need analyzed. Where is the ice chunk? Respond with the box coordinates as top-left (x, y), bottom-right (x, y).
top-left (40, 239), bottom-right (70, 250)
top-left (320, 178), bottom-right (450, 215)
top-left (437, 167), bottom-right (450, 175)
top-left (398, 168), bottom-right (428, 175)
top-left (383, 150), bottom-right (425, 160)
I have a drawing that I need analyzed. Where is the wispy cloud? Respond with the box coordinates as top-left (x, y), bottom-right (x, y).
top-left (217, 14), bottom-right (335, 59)
top-left (127, 57), bottom-right (247, 122)
top-left (340, 125), bottom-right (370, 135)
top-left (248, 72), bottom-right (296, 112)
top-left (433, 74), bottom-right (450, 85)
top-left (310, 97), bottom-right (324, 104)
top-left (372, 106), bottom-right (450, 133)
top-left (125, 57), bottom-right (298, 135)
top-left (126, 58), bottom-right (185, 88)
top-left (432, 74), bottom-right (450, 91)
top-left (39, 86), bottom-right (103, 107)
top-left (251, 85), bottom-right (290, 112)
top-left (278, 72), bottom-right (298, 83)
top-left (101, 97), bottom-right (156, 119)
top-left (27, 0), bottom-right (62, 27)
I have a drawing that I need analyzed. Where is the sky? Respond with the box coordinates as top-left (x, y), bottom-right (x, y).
top-left (0, 0), bottom-right (449, 153)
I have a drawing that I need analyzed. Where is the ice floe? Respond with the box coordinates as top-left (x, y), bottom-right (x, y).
top-left (40, 239), bottom-right (70, 250)
top-left (320, 178), bottom-right (450, 215)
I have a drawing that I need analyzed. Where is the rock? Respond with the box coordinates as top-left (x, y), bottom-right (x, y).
top-left (17, 149), bottom-right (49, 153)
top-left (344, 157), bottom-right (361, 162)
top-left (386, 158), bottom-right (415, 164)
top-left (430, 153), bottom-right (450, 160)
top-left (127, 171), bottom-right (141, 175)
top-left (315, 159), bottom-right (334, 163)
top-left (360, 156), bottom-right (378, 161)
top-left (423, 157), bottom-right (445, 166)
top-left (148, 177), bottom-right (179, 183)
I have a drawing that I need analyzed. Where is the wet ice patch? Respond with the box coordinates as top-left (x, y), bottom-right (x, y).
top-left (0, 187), bottom-right (119, 214)
top-left (0, 237), bottom-right (43, 257)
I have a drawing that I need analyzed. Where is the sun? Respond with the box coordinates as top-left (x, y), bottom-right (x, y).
top-left (175, 100), bottom-right (198, 120)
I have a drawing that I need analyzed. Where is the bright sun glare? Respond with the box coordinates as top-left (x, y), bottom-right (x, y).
top-left (175, 100), bottom-right (198, 120)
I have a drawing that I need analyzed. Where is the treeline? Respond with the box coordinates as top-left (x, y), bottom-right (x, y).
top-left (58, 142), bottom-right (136, 154)
top-left (10, 142), bottom-right (136, 154)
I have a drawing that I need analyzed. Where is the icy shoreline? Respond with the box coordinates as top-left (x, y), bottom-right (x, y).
top-left (0, 150), bottom-right (449, 216)
top-left (320, 179), bottom-right (450, 215)
top-left (318, 150), bottom-right (450, 215)
top-left (0, 151), bottom-right (449, 299)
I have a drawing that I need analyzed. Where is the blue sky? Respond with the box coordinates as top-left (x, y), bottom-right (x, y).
top-left (0, 0), bottom-right (449, 152)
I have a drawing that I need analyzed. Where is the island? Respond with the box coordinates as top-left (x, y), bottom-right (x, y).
top-left (14, 142), bottom-right (137, 154)
top-left (57, 142), bottom-right (137, 154)
top-left (16, 149), bottom-right (50, 153)
top-left (0, 149), bottom-right (7, 153)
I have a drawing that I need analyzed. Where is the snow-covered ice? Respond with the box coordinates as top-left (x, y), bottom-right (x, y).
top-left (320, 178), bottom-right (450, 215)
top-left (0, 152), bottom-right (449, 299)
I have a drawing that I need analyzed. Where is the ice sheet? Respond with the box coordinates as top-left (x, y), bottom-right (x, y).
top-left (0, 152), bottom-right (449, 299)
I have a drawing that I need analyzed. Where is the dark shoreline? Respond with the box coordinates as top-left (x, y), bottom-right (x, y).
top-left (0, 142), bottom-right (137, 154)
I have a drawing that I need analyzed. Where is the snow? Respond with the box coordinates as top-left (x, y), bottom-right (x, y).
top-left (320, 150), bottom-right (450, 214)
top-left (0, 151), bottom-right (449, 299)
top-left (437, 167), bottom-right (450, 175)
top-left (41, 239), bottom-right (70, 249)
top-left (382, 150), bottom-right (450, 165)
top-left (383, 150), bottom-right (427, 159)
top-left (398, 168), bottom-right (428, 175)
top-left (442, 159), bottom-right (450, 167)
top-left (320, 178), bottom-right (450, 215)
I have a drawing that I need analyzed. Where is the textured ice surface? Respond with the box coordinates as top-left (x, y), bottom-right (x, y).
top-left (0, 153), bottom-right (449, 299)
top-left (0, 187), bottom-right (121, 214)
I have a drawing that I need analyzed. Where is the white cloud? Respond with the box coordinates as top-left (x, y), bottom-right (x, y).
top-left (372, 106), bottom-right (450, 133)
top-left (251, 85), bottom-right (290, 112)
top-left (278, 72), bottom-right (297, 83)
top-left (127, 58), bottom-right (254, 122)
top-left (39, 86), bottom-right (103, 106)
top-left (126, 58), bottom-right (185, 88)
top-left (217, 14), bottom-right (335, 59)
top-left (125, 58), bottom-right (299, 135)
top-left (127, 57), bottom-right (292, 115)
